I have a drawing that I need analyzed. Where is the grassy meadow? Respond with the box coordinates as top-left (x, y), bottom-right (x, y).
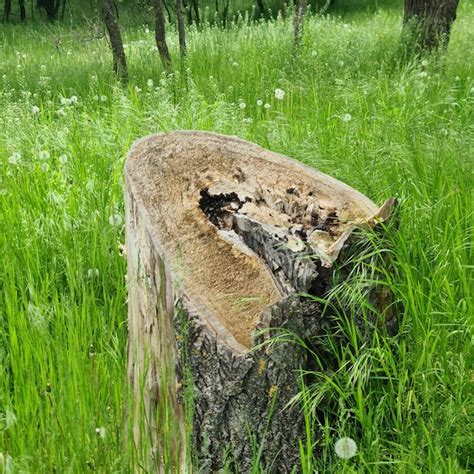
top-left (0, 1), bottom-right (473, 472)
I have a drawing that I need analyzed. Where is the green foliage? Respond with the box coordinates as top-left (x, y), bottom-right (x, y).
top-left (0, 1), bottom-right (473, 471)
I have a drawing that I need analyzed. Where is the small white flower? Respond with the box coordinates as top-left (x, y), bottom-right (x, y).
top-left (311, 50), bottom-right (318, 57)
top-left (342, 113), bottom-right (352, 122)
top-left (239, 101), bottom-right (246, 109)
top-left (339, 60), bottom-right (345, 66)
top-left (60, 97), bottom-right (71, 106)
top-left (421, 59), bottom-right (428, 67)
top-left (147, 79), bottom-right (154, 88)
top-left (56, 108), bottom-right (66, 117)
top-left (87, 268), bottom-right (100, 279)
top-left (232, 61), bottom-right (239, 67)
top-left (70, 95), bottom-right (78, 104)
top-left (8, 152), bottom-right (21, 165)
top-left (134, 86), bottom-right (142, 93)
top-left (100, 95), bottom-right (107, 102)
top-left (109, 213), bottom-right (123, 227)
top-left (59, 154), bottom-right (68, 164)
top-left (335, 437), bottom-right (357, 459)
top-left (95, 427), bottom-right (106, 439)
top-left (256, 99), bottom-right (263, 106)
top-left (40, 64), bottom-right (47, 71)
top-left (32, 105), bottom-right (40, 115)
top-left (274, 88), bottom-right (285, 100)
top-left (38, 150), bottom-right (50, 160)
top-left (264, 103), bottom-right (271, 109)
top-left (40, 163), bottom-right (49, 172)
top-left (418, 71), bottom-right (428, 78)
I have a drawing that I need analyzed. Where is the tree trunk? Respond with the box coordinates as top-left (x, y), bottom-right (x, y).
top-left (403, 0), bottom-right (459, 51)
top-left (222, 0), bottom-right (229, 27)
top-left (19, 0), bottom-right (26, 20)
top-left (37, 0), bottom-right (57, 20)
top-left (256, 0), bottom-right (265, 18)
top-left (3, 0), bottom-right (11, 22)
top-left (191, 0), bottom-right (199, 24)
top-left (125, 131), bottom-right (396, 472)
top-left (175, 0), bottom-right (186, 60)
top-left (155, 0), bottom-right (172, 70)
top-left (293, 0), bottom-right (306, 58)
top-left (101, 0), bottom-right (127, 83)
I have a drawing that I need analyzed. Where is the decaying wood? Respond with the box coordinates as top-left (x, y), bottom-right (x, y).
top-left (125, 131), bottom-right (395, 472)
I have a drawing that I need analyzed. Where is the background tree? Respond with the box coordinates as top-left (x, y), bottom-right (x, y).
top-left (2, 0), bottom-right (11, 22)
top-left (155, 0), bottom-right (172, 70)
top-left (102, 0), bottom-right (127, 82)
top-left (176, 0), bottom-right (186, 60)
top-left (403, 0), bottom-right (459, 51)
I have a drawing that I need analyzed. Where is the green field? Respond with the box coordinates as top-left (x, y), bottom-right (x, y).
top-left (0, 1), bottom-right (473, 472)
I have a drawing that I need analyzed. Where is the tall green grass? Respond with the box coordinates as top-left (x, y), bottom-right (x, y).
top-left (1, 1), bottom-right (473, 471)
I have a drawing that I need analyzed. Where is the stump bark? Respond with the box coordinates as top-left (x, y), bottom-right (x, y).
top-left (125, 131), bottom-right (394, 472)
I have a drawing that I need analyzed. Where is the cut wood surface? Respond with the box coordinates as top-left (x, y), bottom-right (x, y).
top-left (125, 131), bottom-right (394, 472)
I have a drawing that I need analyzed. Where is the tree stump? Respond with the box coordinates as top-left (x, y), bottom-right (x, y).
top-left (125, 131), bottom-right (394, 472)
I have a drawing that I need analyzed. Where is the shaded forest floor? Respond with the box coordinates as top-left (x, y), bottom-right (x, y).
top-left (0, 2), bottom-right (473, 472)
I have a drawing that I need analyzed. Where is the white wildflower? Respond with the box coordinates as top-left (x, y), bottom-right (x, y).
top-left (264, 103), bottom-right (271, 109)
top-left (239, 101), bottom-right (246, 109)
top-left (342, 113), bottom-right (352, 122)
top-left (95, 427), bottom-right (106, 439)
top-left (40, 163), bottom-right (49, 172)
top-left (147, 79), bottom-right (154, 89)
top-left (134, 86), bottom-right (142, 93)
top-left (40, 64), bottom-right (47, 71)
top-left (87, 268), bottom-right (99, 279)
top-left (421, 59), bottom-right (428, 67)
top-left (109, 213), bottom-right (123, 227)
top-left (38, 150), bottom-right (50, 160)
top-left (256, 99), bottom-right (263, 106)
top-left (56, 108), bottom-right (66, 117)
top-left (418, 71), bottom-right (428, 78)
top-left (70, 95), bottom-right (78, 104)
top-left (311, 50), bottom-right (318, 57)
top-left (274, 88), bottom-right (285, 100)
top-left (335, 437), bottom-right (357, 460)
top-left (100, 95), bottom-right (107, 102)
top-left (8, 152), bottom-right (21, 165)
top-left (32, 105), bottom-right (40, 115)
top-left (59, 154), bottom-right (69, 164)
top-left (60, 97), bottom-right (71, 106)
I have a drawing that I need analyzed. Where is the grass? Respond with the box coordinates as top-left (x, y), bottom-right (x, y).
top-left (0, 0), bottom-right (473, 471)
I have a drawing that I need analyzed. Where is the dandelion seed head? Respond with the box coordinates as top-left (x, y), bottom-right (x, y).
top-left (59, 154), bottom-right (68, 164)
top-left (95, 427), bottom-right (106, 439)
top-left (70, 95), bottom-right (78, 104)
top-left (109, 213), bottom-right (123, 227)
top-left (342, 113), bottom-right (352, 122)
top-left (335, 437), bottom-right (357, 459)
top-left (274, 88), bottom-right (285, 100)
top-left (8, 152), bottom-right (21, 165)
top-left (264, 103), bottom-right (271, 109)
top-left (147, 79), bottom-right (154, 88)
top-left (256, 99), bottom-right (263, 106)
top-left (32, 105), bottom-right (40, 115)
top-left (38, 150), bottom-right (50, 160)
top-left (239, 101), bottom-right (246, 109)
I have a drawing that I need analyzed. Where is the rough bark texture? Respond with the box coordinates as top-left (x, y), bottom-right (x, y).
top-left (403, 0), bottom-right (459, 50)
top-left (125, 131), bottom-right (394, 472)
top-left (101, 0), bottom-right (127, 82)
top-left (175, 0), bottom-right (186, 60)
top-left (293, 0), bottom-right (307, 57)
top-left (19, 0), bottom-right (26, 20)
top-left (3, 0), bottom-right (11, 22)
top-left (155, 0), bottom-right (172, 70)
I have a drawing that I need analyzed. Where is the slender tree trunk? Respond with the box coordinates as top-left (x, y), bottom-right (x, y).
top-left (101, 0), bottom-right (127, 83)
top-left (175, 0), bottom-right (186, 60)
top-left (3, 0), bottom-right (11, 21)
top-left (293, 0), bottom-right (306, 57)
top-left (60, 0), bottom-right (66, 19)
top-left (403, 0), bottom-right (459, 51)
top-left (222, 0), bottom-right (229, 27)
top-left (19, 0), bottom-right (26, 20)
top-left (191, 0), bottom-right (199, 24)
top-left (256, 0), bottom-right (265, 18)
top-left (155, 0), bottom-right (172, 70)
top-left (163, 0), bottom-right (172, 24)
top-left (37, 0), bottom-right (57, 20)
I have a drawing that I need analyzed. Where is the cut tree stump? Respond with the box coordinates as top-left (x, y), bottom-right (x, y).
top-left (125, 131), bottom-right (395, 472)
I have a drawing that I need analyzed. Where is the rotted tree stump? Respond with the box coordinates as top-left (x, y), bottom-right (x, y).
top-left (125, 131), bottom-right (394, 472)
